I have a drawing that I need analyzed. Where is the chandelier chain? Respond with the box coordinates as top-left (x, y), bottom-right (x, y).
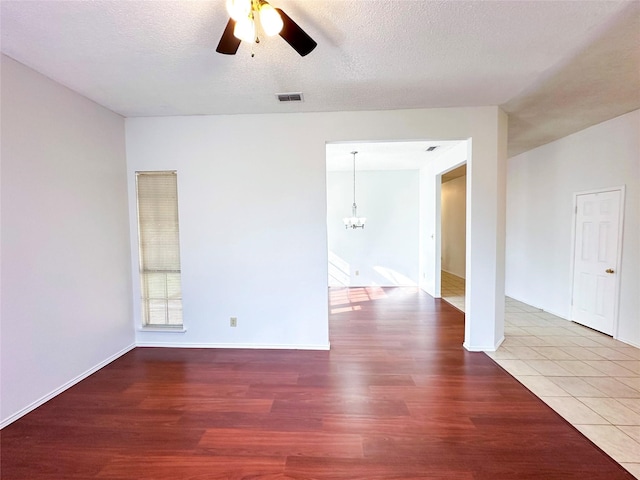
top-left (352, 151), bottom-right (357, 208)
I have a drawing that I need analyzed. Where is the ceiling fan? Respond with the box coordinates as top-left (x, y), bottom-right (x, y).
top-left (216, 0), bottom-right (317, 56)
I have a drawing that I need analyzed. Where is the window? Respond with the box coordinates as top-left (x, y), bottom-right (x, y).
top-left (135, 171), bottom-right (183, 327)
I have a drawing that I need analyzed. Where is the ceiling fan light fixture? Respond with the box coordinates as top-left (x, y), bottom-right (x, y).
top-left (217, 0), bottom-right (317, 56)
top-left (233, 15), bottom-right (255, 42)
top-left (226, 0), bottom-right (252, 21)
top-left (259, 2), bottom-right (283, 36)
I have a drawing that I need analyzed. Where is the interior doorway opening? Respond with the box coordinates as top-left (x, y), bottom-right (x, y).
top-left (440, 164), bottom-right (467, 311)
top-left (325, 139), bottom-right (468, 299)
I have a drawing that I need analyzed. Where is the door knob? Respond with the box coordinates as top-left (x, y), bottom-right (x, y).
top-left (605, 268), bottom-right (615, 274)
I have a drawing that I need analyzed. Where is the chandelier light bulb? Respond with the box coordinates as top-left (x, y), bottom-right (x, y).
top-left (226, 0), bottom-right (252, 21)
top-left (259, 2), bottom-right (284, 36)
top-left (233, 16), bottom-right (256, 43)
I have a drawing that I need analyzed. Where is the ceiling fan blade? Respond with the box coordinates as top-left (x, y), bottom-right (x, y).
top-left (216, 18), bottom-right (241, 55)
top-left (275, 8), bottom-right (317, 57)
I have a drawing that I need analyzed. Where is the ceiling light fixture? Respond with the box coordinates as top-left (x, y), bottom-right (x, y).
top-left (226, 0), bottom-right (283, 41)
top-left (258, 2), bottom-right (284, 36)
top-left (343, 151), bottom-right (366, 230)
top-left (217, 0), bottom-right (317, 56)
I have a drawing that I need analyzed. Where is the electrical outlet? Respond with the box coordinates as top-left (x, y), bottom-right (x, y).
top-left (355, 270), bottom-right (359, 276)
top-left (230, 317), bottom-right (237, 327)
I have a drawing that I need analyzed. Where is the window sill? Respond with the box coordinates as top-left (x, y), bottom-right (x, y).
top-left (137, 326), bottom-right (187, 333)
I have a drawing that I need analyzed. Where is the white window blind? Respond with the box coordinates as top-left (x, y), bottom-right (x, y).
top-left (136, 171), bottom-right (183, 327)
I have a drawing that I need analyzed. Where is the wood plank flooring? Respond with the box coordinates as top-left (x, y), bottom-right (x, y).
top-left (1, 287), bottom-right (634, 479)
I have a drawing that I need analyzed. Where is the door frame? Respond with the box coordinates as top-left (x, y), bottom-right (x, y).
top-left (569, 185), bottom-right (626, 338)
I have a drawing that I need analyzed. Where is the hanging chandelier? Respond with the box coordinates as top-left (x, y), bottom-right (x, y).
top-left (343, 151), bottom-right (366, 229)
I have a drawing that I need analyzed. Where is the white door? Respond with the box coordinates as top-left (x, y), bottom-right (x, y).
top-left (571, 189), bottom-right (623, 335)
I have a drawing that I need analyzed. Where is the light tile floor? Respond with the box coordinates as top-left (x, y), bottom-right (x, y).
top-left (441, 272), bottom-right (640, 478)
top-left (441, 270), bottom-right (465, 311)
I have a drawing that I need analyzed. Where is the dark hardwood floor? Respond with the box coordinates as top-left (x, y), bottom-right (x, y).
top-left (2, 287), bottom-right (633, 479)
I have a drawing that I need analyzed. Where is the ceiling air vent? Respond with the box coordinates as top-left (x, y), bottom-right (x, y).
top-left (277, 92), bottom-right (304, 102)
top-left (426, 146), bottom-right (438, 152)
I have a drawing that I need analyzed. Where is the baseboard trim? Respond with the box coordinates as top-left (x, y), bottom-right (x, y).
top-left (441, 269), bottom-right (465, 280)
top-left (463, 336), bottom-right (504, 352)
top-left (0, 343), bottom-right (136, 429)
top-left (616, 337), bottom-right (640, 349)
top-left (506, 294), bottom-right (568, 320)
top-left (135, 341), bottom-right (331, 351)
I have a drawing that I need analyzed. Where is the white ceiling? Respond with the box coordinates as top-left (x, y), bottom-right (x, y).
top-left (1, 0), bottom-right (639, 157)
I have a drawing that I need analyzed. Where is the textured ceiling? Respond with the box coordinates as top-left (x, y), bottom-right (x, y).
top-left (1, 0), bottom-right (639, 156)
top-left (503, 1), bottom-right (640, 156)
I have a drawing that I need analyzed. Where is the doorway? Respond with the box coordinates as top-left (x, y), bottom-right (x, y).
top-left (326, 140), bottom-right (463, 291)
top-left (571, 187), bottom-right (625, 336)
top-left (440, 164), bottom-right (467, 311)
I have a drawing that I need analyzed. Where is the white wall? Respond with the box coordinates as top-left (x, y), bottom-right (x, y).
top-left (419, 115), bottom-right (507, 352)
top-left (327, 170), bottom-right (419, 287)
top-left (0, 55), bottom-right (134, 426)
top-left (441, 175), bottom-right (466, 278)
top-left (127, 107), bottom-right (507, 352)
top-left (419, 143), bottom-right (468, 295)
top-left (506, 109), bottom-right (639, 347)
